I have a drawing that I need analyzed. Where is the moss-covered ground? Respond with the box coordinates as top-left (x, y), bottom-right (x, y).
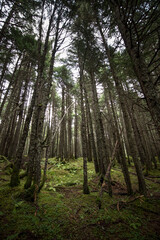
top-left (0, 157), bottom-right (160, 240)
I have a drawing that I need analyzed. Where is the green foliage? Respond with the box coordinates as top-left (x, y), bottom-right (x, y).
top-left (53, 65), bottom-right (73, 88)
top-left (0, 158), bottom-right (160, 239)
top-left (10, 27), bottom-right (38, 59)
top-left (0, 155), bottom-right (8, 163)
top-left (46, 158), bottom-right (95, 188)
top-left (4, 165), bottom-right (13, 175)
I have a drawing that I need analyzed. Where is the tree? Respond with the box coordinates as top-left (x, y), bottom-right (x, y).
top-left (107, 0), bottom-right (160, 137)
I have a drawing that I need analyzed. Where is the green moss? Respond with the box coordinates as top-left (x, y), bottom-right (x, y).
top-left (0, 158), bottom-right (160, 240)
top-left (0, 155), bottom-right (8, 162)
top-left (46, 158), bottom-right (96, 189)
top-left (147, 168), bottom-right (160, 177)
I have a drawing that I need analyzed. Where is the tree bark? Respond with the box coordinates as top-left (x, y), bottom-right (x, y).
top-left (97, 19), bottom-right (147, 196)
top-left (110, 2), bottom-right (160, 137)
top-left (83, 82), bottom-right (99, 172)
top-left (90, 70), bottom-right (109, 175)
top-left (74, 100), bottom-right (79, 159)
top-left (79, 70), bottom-right (90, 194)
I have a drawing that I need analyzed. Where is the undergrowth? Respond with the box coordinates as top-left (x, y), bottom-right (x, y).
top-left (0, 158), bottom-right (160, 240)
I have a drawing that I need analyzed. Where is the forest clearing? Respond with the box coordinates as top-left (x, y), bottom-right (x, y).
top-left (0, 0), bottom-right (160, 239)
top-left (0, 157), bottom-right (160, 240)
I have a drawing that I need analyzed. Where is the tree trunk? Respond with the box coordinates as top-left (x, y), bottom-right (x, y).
top-left (106, 84), bottom-right (133, 195)
top-left (10, 82), bottom-right (37, 187)
top-left (79, 73), bottom-right (90, 194)
top-left (90, 70), bottom-right (109, 175)
top-left (74, 101), bottom-right (79, 159)
top-left (67, 92), bottom-right (73, 159)
top-left (98, 20), bottom-right (147, 196)
top-left (83, 82), bottom-right (99, 172)
top-left (58, 86), bottom-right (65, 161)
top-left (111, 2), bottom-right (160, 137)
top-left (0, 54), bottom-right (22, 116)
top-left (0, 1), bottom-right (17, 42)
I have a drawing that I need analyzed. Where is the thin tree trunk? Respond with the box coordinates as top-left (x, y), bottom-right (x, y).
top-left (8, 63), bottom-right (31, 159)
top-left (0, 1), bottom-right (17, 42)
top-left (58, 86), bottom-right (65, 161)
top-left (110, 3), bottom-right (160, 137)
top-left (97, 20), bottom-right (147, 196)
top-left (0, 54), bottom-right (22, 116)
top-left (107, 84), bottom-right (133, 195)
top-left (67, 92), bottom-right (73, 159)
top-left (90, 70), bottom-right (109, 175)
top-left (74, 101), bottom-right (78, 159)
top-left (10, 80), bottom-right (37, 187)
top-left (79, 68), bottom-right (90, 194)
top-left (83, 82), bottom-right (99, 172)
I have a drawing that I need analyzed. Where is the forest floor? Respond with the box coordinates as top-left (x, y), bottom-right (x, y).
top-left (0, 157), bottom-right (160, 240)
